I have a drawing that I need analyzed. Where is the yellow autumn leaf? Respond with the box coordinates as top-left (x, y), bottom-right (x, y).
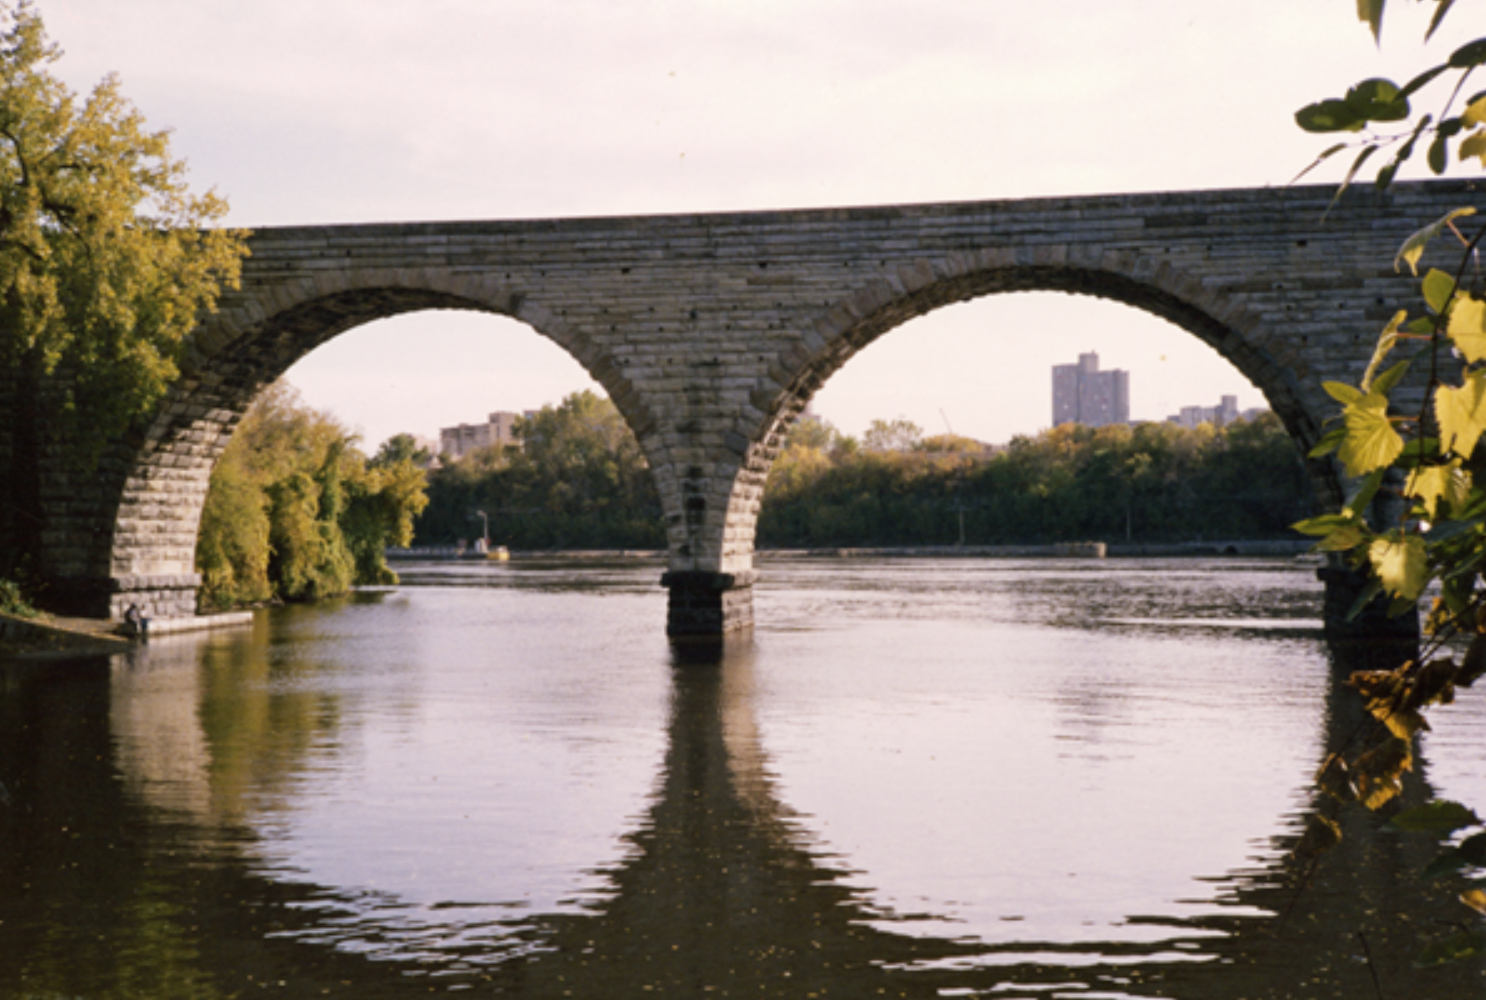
top-left (1396, 208), bottom-right (1477, 275)
top-left (1402, 463), bottom-right (1462, 520)
top-left (1436, 371), bottom-right (1486, 460)
top-left (1448, 292), bottom-right (1486, 363)
top-left (1338, 392), bottom-right (1404, 476)
top-left (1316, 523), bottom-right (1369, 552)
top-left (1463, 128), bottom-right (1486, 168)
top-left (1462, 889), bottom-right (1486, 916)
top-left (1361, 311), bottom-right (1406, 391)
top-left (1466, 96), bottom-right (1486, 129)
top-left (1369, 534), bottom-right (1429, 602)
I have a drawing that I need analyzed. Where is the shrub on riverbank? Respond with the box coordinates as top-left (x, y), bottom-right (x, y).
top-left (196, 383), bottom-right (429, 609)
top-left (0, 579), bottom-right (40, 619)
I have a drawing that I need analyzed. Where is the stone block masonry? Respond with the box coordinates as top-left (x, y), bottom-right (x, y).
top-left (8, 180), bottom-right (1482, 634)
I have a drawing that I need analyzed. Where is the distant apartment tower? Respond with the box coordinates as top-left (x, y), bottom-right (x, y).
top-left (439, 411), bottom-right (525, 460)
top-left (1051, 352), bottom-right (1129, 428)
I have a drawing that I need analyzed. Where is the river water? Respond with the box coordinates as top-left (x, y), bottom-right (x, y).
top-left (2, 556), bottom-right (1484, 998)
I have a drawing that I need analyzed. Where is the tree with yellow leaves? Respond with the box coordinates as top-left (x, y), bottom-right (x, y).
top-left (0, 1), bottom-right (246, 464)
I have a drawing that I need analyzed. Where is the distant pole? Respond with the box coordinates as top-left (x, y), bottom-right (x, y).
top-left (474, 510), bottom-right (489, 548)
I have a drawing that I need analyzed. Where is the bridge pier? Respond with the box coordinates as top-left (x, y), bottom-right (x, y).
top-left (39, 573), bottom-right (202, 623)
top-left (662, 571), bottom-right (756, 637)
top-left (1317, 564), bottom-right (1420, 643)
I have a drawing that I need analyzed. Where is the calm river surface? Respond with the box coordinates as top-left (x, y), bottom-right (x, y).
top-left (3, 556), bottom-right (1485, 998)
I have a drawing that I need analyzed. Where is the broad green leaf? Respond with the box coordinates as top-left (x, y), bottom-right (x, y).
top-left (1460, 831), bottom-right (1486, 865)
top-left (1361, 312), bottom-right (1406, 392)
top-left (1436, 371), bottom-right (1486, 459)
top-left (1448, 292), bottom-right (1486, 362)
top-left (1296, 98), bottom-right (1364, 133)
top-left (1429, 133), bottom-right (1451, 174)
top-left (1450, 37), bottom-right (1486, 69)
top-left (1369, 533), bottom-right (1429, 601)
top-left (1462, 128), bottom-right (1486, 167)
top-left (1396, 208), bottom-right (1477, 274)
top-left (1345, 575), bottom-right (1384, 620)
top-left (1371, 358), bottom-right (1410, 398)
top-left (1316, 523), bottom-right (1370, 552)
top-left (1423, 268), bottom-right (1457, 313)
top-left (1307, 424), bottom-right (1347, 458)
top-left (1324, 380), bottom-right (1364, 406)
top-left (1293, 513), bottom-right (1359, 537)
top-left (1339, 392), bottom-right (1404, 476)
top-left (1401, 64), bottom-right (1449, 99)
top-left (1344, 468), bottom-right (1387, 519)
top-left (1400, 435), bottom-right (1444, 465)
top-left (1392, 799), bottom-right (1481, 833)
top-left (1407, 314), bottom-right (1436, 334)
top-left (1346, 78), bottom-right (1409, 122)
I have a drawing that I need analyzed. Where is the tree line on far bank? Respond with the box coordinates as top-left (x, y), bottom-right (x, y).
top-left (758, 411), bottom-right (1314, 548)
top-left (409, 391), bottom-right (1315, 552)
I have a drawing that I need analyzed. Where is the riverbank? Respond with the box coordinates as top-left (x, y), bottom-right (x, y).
top-left (0, 610), bottom-right (256, 661)
top-left (391, 540), bottom-right (1315, 562)
top-left (764, 540), bottom-right (1316, 559)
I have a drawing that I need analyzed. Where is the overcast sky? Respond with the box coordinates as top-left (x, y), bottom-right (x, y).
top-left (41, 1), bottom-right (1483, 447)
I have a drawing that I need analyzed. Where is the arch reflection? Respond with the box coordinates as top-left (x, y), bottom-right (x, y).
top-left (4, 574), bottom-right (1486, 997)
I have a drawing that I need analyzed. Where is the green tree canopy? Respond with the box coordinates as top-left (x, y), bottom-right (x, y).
top-left (416, 391), bottom-right (664, 550)
top-left (196, 382), bottom-right (429, 608)
top-left (0, 1), bottom-right (246, 463)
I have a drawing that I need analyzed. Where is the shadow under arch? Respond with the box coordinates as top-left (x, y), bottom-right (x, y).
top-left (721, 254), bottom-right (1340, 573)
top-left (98, 271), bottom-right (665, 618)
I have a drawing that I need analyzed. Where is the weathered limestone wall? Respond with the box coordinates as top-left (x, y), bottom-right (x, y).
top-left (8, 180), bottom-right (1481, 631)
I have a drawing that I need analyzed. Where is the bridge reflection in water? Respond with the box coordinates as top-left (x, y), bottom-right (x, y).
top-left (1, 614), bottom-right (1484, 997)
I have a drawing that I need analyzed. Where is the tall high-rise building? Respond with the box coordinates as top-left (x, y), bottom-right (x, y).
top-left (1051, 352), bottom-right (1129, 428)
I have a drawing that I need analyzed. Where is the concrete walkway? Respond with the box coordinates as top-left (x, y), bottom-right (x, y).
top-left (1, 610), bottom-right (254, 660)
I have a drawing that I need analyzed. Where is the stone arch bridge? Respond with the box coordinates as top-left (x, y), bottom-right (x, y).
top-left (9, 180), bottom-right (1479, 635)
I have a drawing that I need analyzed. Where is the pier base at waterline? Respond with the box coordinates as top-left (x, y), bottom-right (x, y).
top-left (1317, 565), bottom-right (1420, 644)
top-left (662, 571), bottom-right (756, 638)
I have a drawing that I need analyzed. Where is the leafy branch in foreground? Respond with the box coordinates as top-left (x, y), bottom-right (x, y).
top-left (1295, 16), bottom-right (1486, 196)
top-left (1294, 208), bottom-right (1486, 961)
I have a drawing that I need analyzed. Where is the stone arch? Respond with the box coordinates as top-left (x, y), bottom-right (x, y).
top-left (718, 248), bottom-right (1337, 573)
top-left (102, 268), bottom-right (663, 618)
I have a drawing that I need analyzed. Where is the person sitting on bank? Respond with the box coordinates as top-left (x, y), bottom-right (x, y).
top-left (124, 603), bottom-right (150, 638)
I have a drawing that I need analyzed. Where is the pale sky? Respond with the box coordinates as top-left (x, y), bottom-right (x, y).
top-left (41, 1), bottom-right (1482, 447)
